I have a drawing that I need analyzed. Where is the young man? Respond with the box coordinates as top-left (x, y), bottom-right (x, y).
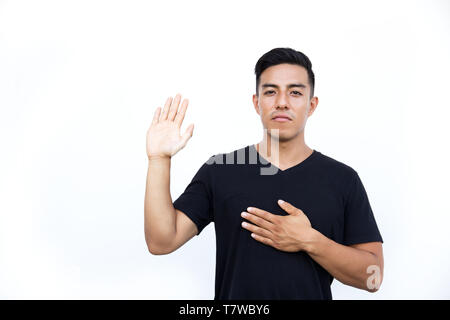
top-left (144, 47), bottom-right (384, 300)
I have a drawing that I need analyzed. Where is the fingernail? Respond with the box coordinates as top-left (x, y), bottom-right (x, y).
top-left (278, 199), bottom-right (284, 204)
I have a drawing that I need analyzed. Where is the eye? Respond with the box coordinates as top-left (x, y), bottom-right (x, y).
top-left (291, 91), bottom-right (302, 95)
top-left (264, 90), bottom-right (275, 95)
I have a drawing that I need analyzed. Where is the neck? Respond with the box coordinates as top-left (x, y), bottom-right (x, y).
top-left (256, 129), bottom-right (313, 170)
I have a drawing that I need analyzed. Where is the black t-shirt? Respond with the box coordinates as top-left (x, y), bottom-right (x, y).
top-left (173, 144), bottom-right (383, 300)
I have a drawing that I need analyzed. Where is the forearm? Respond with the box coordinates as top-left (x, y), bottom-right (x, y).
top-left (144, 156), bottom-right (176, 249)
top-left (305, 229), bottom-right (382, 292)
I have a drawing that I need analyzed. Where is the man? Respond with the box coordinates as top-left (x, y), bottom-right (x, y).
top-left (144, 47), bottom-right (384, 300)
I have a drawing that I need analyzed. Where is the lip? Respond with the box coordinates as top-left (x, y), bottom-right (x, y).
top-left (271, 114), bottom-right (292, 122)
top-left (272, 117), bottom-right (291, 122)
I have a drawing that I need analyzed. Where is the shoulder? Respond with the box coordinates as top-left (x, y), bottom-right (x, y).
top-left (204, 145), bottom-right (249, 166)
top-left (315, 151), bottom-right (357, 174)
top-left (314, 150), bottom-right (359, 188)
top-left (202, 145), bottom-right (257, 182)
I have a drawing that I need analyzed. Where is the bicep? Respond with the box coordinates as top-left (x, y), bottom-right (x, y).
top-left (166, 209), bottom-right (199, 253)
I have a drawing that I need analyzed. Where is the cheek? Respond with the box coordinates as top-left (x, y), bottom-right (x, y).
top-left (293, 105), bottom-right (309, 118)
top-left (258, 106), bottom-right (272, 119)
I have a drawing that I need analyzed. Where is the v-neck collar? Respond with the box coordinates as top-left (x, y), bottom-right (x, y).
top-left (249, 143), bottom-right (318, 173)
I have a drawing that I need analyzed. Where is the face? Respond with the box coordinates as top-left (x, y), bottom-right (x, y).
top-left (252, 63), bottom-right (318, 142)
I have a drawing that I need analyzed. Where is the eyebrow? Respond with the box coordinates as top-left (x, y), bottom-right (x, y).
top-left (261, 83), bottom-right (307, 90)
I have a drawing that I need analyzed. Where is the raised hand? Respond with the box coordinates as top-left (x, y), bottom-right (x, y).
top-left (146, 93), bottom-right (194, 159)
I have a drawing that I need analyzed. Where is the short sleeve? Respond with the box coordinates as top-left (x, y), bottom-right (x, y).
top-left (173, 161), bottom-right (214, 236)
top-left (343, 170), bottom-right (384, 246)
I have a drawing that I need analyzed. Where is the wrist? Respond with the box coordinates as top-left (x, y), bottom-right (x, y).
top-left (303, 228), bottom-right (323, 255)
top-left (148, 154), bottom-right (171, 161)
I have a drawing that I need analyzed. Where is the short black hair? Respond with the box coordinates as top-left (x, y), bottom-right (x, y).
top-left (254, 47), bottom-right (315, 99)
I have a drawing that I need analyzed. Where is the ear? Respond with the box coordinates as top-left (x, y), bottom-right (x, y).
top-left (252, 94), bottom-right (260, 116)
top-left (307, 96), bottom-right (318, 117)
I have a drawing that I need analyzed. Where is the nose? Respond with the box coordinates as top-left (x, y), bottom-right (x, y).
top-left (276, 93), bottom-right (288, 109)
top-left (276, 100), bottom-right (288, 109)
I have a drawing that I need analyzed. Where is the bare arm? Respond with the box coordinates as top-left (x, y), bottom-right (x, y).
top-left (144, 156), bottom-right (175, 252)
top-left (307, 230), bottom-right (384, 292)
top-left (144, 93), bottom-right (196, 254)
top-left (240, 200), bottom-right (384, 292)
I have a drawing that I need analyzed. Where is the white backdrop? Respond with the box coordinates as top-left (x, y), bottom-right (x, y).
top-left (1, 0), bottom-right (449, 299)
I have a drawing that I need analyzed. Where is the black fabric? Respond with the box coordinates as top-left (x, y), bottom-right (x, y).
top-left (173, 144), bottom-right (383, 300)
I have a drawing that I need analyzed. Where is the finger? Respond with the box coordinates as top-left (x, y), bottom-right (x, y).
top-left (250, 233), bottom-right (276, 248)
top-left (174, 98), bottom-right (189, 127)
top-left (177, 123), bottom-right (194, 150)
top-left (241, 221), bottom-right (273, 239)
top-left (245, 207), bottom-right (278, 224)
top-left (151, 107), bottom-right (161, 125)
top-left (161, 96), bottom-right (174, 121)
top-left (278, 199), bottom-right (302, 215)
top-left (241, 210), bottom-right (276, 231)
top-left (165, 93), bottom-right (181, 121)
top-left (167, 97), bottom-right (187, 121)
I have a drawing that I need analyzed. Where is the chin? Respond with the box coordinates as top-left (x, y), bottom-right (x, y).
top-left (276, 134), bottom-right (295, 143)
top-left (265, 129), bottom-right (292, 142)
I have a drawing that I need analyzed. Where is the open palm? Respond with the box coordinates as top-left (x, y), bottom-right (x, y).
top-left (146, 93), bottom-right (194, 159)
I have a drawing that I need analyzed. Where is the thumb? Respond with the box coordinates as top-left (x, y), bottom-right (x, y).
top-left (179, 123), bottom-right (194, 148)
top-left (277, 199), bottom-right (301, 215)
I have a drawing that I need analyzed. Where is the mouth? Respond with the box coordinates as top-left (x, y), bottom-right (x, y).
top-left (272, 117), bottom-right (292, 122)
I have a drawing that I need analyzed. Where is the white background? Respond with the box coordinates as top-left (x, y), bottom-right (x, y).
top-left (0, 0), bottom-right (449, 299)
